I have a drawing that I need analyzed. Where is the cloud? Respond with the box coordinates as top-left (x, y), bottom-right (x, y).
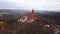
top-left (0, 0), bottom-right (60, 11)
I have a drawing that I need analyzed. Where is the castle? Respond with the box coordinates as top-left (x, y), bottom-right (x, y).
top-left (18, 9), bottom-right (37, 24)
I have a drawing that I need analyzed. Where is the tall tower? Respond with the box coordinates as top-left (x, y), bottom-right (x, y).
top-left (32, 8), bottom-right (34, 13)
top-left (27, 8), bottom-right (36, 19)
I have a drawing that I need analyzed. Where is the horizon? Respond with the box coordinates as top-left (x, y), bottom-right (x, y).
top-left (0, 9), bottom-right (60, 12)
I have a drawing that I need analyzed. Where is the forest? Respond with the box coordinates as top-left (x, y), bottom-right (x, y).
top-left (0, 15), bottom-right (59, 34)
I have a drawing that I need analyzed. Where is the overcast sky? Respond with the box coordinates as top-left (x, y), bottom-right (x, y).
top-left (0, 0), bottom-right (60, 11)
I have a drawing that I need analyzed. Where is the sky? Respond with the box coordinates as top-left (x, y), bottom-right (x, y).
top-left (0, 0), bottom-right (60, 11)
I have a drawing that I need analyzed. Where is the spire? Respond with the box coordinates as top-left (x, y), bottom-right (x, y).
top-left (32, 8), bottom-right (34, 13)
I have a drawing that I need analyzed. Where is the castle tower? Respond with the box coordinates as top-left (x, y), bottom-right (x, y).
top-left (27, 9), bottom-right (36, 19)
top-left (32, 8), bottom-right (34, 13)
